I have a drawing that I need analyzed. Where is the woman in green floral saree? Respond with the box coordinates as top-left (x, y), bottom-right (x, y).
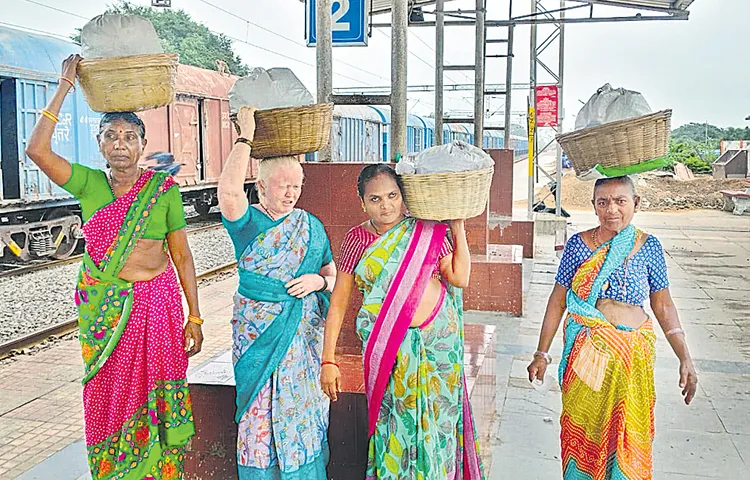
top-left (321, 165), bottom-right (484, 479)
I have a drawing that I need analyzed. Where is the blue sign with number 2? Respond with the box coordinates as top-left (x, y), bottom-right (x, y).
top-left (307, 0), bottom-right (368, 46)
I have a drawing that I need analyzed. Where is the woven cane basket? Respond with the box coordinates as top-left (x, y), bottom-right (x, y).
top-left (400, 167), bottom-right (494, 221)
top-left (556, 109), bottom-right (672, 175)
top-left (77, 54), bottom-right (178, 113)
top-left (251, 103), bottom-right (333, 158)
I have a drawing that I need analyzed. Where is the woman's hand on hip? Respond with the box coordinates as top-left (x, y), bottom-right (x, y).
top-left (285, 274), bottom-right (325, 298)
top-left (679, 359), bottom-right (698, 405)
top-left (527, 356), bottom-right (548, 382)
top-left (321, 364), bottom-right (341, 402)
top-left (184, 322), bottom-right (204, 358)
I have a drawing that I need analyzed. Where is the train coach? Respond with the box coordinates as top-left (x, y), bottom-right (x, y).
top-left (314, 105), bottom-right (529, 162)
top-left (1, 24), bottom-right (528, 262)
top-left (0, 25), bottom-right (254, 261)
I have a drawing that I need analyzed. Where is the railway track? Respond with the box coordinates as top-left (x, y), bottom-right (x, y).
top-left (0, 222), bottom-right (224, 280)
top-left (0, 259), bottom-right (237, 359)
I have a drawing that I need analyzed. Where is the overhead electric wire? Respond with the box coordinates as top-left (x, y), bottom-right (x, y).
top-left (195, 0), bottom-right (390, 84)
top-left (19, 0), bottom-right (370, 85)
top-left (24, 0), bottom-right (88, 20)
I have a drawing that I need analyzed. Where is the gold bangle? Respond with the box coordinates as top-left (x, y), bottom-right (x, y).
top-left (40, 109), bottom-right (59, 123)
top-left (187, 315), bottom-right (204, 325)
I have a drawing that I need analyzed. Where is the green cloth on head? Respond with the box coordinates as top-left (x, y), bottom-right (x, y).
top-left (596, 157), bottom-right (668, 177)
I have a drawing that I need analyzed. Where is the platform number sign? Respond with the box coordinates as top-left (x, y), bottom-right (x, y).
top-left (307, 0), bottom-right (368, 46)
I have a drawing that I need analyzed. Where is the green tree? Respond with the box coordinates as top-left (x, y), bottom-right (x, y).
top-left (71, 1), bottom-right (249, 76)
top-left (672, 122), bottom-right (723, 147)
top-left (722, 126), bottom-right (750, 141)
top-left (672, 122), bottom-right (750, 146)
top-left (665, 139), bottom-right (714, 175)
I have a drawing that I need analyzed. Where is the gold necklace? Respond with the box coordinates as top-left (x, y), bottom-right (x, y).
top-left (592, 227), bottom-right (601, 249)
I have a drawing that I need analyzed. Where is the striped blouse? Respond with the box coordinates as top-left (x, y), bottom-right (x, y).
top-left (338, 224), bottom-right (453, 277)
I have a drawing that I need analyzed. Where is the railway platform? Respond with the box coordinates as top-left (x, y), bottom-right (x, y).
top-left (1, 210), bottom-right (749, 479)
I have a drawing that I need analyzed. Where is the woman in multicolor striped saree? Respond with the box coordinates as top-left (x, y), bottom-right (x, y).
top-left (527, 175), bottom-right (698, 480)
top-left (320, 164), bottom-right (484, 480)
top-left (218, 106), bottom-right (336, 480)
top-left (25, 56), bottom-right (203, 480)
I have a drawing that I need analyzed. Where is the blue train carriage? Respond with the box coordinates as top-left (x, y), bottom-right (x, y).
top-left (306, 105), bottom-right (384, 162)
top-left (306, 103), bottom-right (529, 163)
top-left (367, 106), bottom-right (428, 161)
top-left (0, 25), bottom-right (102, 260)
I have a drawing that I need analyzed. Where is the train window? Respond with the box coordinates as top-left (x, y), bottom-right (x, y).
top-left (414, 128), bottom-right (423, 152)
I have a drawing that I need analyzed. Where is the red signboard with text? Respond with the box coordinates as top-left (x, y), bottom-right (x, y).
top-left (535, 85), bottom-right (559, 127)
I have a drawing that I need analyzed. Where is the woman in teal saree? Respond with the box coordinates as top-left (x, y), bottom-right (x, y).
top-left (218, 106), bottom-right (337, 479)
top-left (320, 164), bottom-right (484, 479)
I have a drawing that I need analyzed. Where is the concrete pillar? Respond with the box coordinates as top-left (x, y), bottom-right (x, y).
top-left (435, 0), bottom-right (445, 146)
top-left (474, 0), bottom-right (485, 147)
top-left (391, 0), bottom-right (408, 161)
top-left (317, 0), bottom-right (333, 162)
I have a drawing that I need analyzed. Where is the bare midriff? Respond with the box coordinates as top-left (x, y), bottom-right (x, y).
top-left (596, 298), bottom-right (648, 329)
top-left (410, 277), bottom-right (445, 327)
top-left (117, 239), bottom-right (169, 282)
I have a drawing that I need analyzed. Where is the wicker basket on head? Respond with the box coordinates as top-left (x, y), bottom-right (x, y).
top-left (250, 103), bottom-right (333, 158)
top-left (77, 53), bottom-right (178, 113)
top-left (400, 167), bottom-right (494, 221)
top-left (556, 109), bottom-right (672, 175)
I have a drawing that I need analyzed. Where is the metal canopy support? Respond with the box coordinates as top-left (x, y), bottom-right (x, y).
top-left (372, 12), bottom-right (690, 28)
top-left (433, 1), bottom-right (513, 149)
top-left (316, 0), bottom-right (333, 162)
top-left (504, 23), bottom-right (515, 149)
top-left (474, 0), bottom-right (486, 147)
top-left (435, 0), bottom-right (445, 145)
top-left (528, 0), bottom-right (566, 217)
top-left (331, 94), bottom-right (391, 105)
top-left (528, 0), bottom-right (537, 219)
top-left (368, 0), bottom-right (694, 218)
top-left (392, 0), bottom-right (409, 161)
top-left (556, 2), bottom-right (565, 216)
top-left (335, 83), bottom-right (531, 94)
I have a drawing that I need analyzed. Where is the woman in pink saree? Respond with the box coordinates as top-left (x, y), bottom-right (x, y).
top-left (320, 165), bottom-right (484, 479)
top-left (25, 55), bottom-right (203, 480)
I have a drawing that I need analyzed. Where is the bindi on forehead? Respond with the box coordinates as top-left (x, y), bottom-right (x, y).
top-left (102, 125), bottom-right (139, 135)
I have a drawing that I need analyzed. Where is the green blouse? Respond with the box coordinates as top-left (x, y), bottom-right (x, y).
top-left (62, 164), bottom-right (186, 240)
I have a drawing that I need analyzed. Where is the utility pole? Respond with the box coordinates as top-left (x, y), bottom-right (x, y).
top-left (391, 0), bottom-right (408, 161)
top-left (317, 0), bottom-right (333, 162)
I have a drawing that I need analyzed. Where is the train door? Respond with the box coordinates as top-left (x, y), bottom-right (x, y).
top-left (170, 96), bottom-right (201, 186)
top-left (0, 77), bottom-right (15, 201)
top-left (201, 98), bottom-right (234, 184)
top-left (364, 121), bottom-right (379, 162)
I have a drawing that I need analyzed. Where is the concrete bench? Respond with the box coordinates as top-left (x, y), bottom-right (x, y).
top-left (183, 323), bottom-right (497, 479)
top-left (720, 188), bottom-right (750, 216)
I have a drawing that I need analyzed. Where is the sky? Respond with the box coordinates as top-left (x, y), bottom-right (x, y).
top-left (1, 0), bottom-right (747, 131)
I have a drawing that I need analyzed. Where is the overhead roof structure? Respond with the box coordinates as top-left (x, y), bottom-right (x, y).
top-left (570, 1), bottom-right (696, 14)
top-left (369, 1), bottom-right (458, 16)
